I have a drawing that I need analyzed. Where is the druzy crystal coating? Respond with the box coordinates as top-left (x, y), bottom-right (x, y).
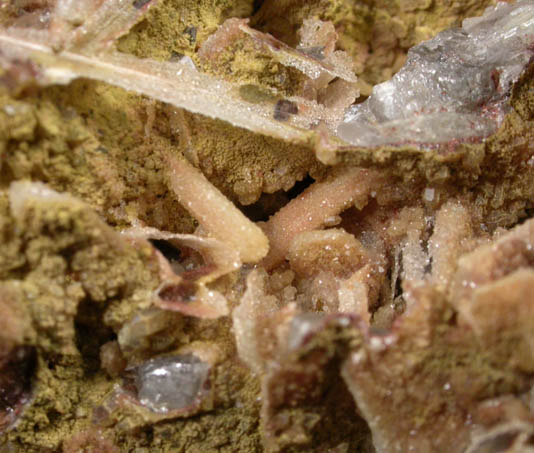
top-left (134, 354), bottom-right (209, 413)
top-left (337, 1), bottom-right (534, 147)
top-left (3, 0), bottom-right (534, 451)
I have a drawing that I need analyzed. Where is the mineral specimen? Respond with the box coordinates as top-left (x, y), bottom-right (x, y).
top-left (337, 0), bottom-right (534, 147)
top-left (134, 354), bottom-right (210, 414)
top-left (2, 0), bottom-right (534, 452)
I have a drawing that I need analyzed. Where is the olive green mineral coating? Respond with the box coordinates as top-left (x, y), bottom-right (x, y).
top-left (1, 0), bottom-right (534, 452)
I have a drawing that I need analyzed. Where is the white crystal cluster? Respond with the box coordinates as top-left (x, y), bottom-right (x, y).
top-left (135, 354), bottom-right (210, 413)
top-left (337, 1), bottom-right (534, 148)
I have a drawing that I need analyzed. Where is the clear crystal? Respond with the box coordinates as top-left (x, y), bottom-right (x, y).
top-left (337, 0), bottom-right (534, 147)
top-left (135, 354), bottom-right (210, 413)
top-left (287, 313), bottom-right (325, 350)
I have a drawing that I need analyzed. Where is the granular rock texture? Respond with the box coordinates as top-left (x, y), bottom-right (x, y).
top-left (1, 1), bottom-right (534, 452)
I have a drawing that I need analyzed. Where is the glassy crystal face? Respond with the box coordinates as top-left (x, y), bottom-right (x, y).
top-left (287, 313), bottom-right (325, 350)
top-left (134, 354), bottom-right (210, 413)
top-left (337, 1), bottom-right (534, 148)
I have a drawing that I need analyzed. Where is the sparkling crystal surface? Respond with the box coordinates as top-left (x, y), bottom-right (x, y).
top-left (287, 313), bottom-right (325, 350)
top-left (337, 1), bottom-right (534, 147)
top-left (135, 354), bottom-right (210, 413)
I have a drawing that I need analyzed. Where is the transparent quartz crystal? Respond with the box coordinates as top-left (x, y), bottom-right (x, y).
top-left (134, 354), bottom-right (210, 413)
top-left (337, 0), bottom-right (534, 147)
